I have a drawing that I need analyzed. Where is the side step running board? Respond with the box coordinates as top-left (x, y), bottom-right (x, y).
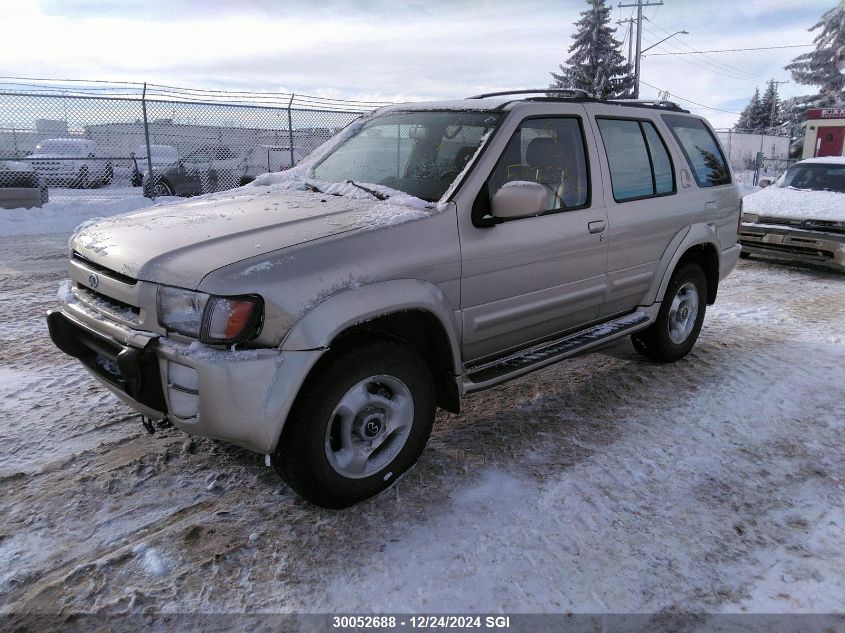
top-left (463, 310), bottom-right (651, 392)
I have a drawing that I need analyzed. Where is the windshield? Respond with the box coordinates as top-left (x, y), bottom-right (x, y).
top-left (779, 163), bottom-right (845, 193)
top-left (134, 145), bottom-right (178, 163)
top-left (312, 111), bottom-right (501, 202)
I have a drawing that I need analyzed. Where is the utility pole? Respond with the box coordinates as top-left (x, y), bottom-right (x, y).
top-left (617, 17), bottom-right (636, 79)
top-left (618, 0), bottom-right (664, 99)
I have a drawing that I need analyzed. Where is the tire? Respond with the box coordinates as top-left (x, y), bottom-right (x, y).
top-left (272, 340), bottom-right (436, 508)
top-left (145, 179), bottom-right (174, 198)
top-left (631, 263), bottom-right (708, 362)
top-left (101, 162), bottom-right (113, 186)
top-left (739, 251), bottom-right (751, 260)
top-left (72, 166), bottom-right (89, 189)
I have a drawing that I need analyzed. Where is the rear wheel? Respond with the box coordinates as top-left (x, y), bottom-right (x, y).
top-left (632, 263), bottom-right (708, 362)
top-left (146, 180), bottom-right (174, 198)
top-left (272, 340), bottom-right (435, 508)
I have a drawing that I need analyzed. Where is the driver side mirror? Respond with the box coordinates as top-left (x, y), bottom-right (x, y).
top-left (490, 181), bottom-right (547, 220)
top-left (758, 178), bottom-right (772, 188)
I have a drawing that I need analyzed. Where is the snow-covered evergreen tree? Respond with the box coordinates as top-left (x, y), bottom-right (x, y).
top-left (779, 95), bottom-right (819, 157)
top-left (785, 1), bottom-right (845, 106)
top-left (759, 79), bottom-right (783, 131)
top-left (549, 0), bottom-right (634, 99)
top-left (734, 88), bottom-right (766, 132)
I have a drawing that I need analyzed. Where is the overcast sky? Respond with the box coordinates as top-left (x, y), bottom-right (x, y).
top-left (0, 0), bottom-right (835, 128)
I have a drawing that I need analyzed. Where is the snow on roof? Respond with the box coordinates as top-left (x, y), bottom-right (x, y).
top-left (375, 98), bottom-right (511, 113)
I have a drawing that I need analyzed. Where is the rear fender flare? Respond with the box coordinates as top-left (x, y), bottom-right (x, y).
top-left (648, 223), bottom-right (719, 304)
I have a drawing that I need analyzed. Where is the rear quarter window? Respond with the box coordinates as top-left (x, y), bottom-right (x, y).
top-left (662, 114), bottom-right (731, 187)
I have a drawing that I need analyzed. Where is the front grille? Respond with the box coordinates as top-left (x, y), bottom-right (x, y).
top-left (740, 238), bottom-right (834, 260)
top-left (758, 216), bottom-right (804, 228)
top-left (803, 220), bottom-right (845, 235)
top-left (74, 284), bottom-right (141, 323)
top-left (756, 217), bottom-right (845, 235)
top-left (72, 251), bottom-right (137, 285)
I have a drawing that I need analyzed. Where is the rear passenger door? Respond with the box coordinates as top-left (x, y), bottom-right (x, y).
top-left (588, 109), bottom-right (690, 318)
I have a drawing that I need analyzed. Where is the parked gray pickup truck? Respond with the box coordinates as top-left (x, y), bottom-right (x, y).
top-left (48, 89), bottom-right (741, 507)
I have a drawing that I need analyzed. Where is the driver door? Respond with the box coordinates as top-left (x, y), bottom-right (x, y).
top-left (456, 109), bottom-right (609, 363)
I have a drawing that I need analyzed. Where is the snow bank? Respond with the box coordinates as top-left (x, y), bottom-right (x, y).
top-left (0, 195), bottom-right (154, 237)
top-left (743, 185), bottom-right (845, 222)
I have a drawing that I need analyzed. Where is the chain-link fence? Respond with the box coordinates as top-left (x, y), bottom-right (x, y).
top-left (0, 78), bottom-right (389, 207)
top-left (714, 128), bottom-right (794, 186)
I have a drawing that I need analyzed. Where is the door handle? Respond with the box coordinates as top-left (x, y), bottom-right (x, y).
top-left (588, 220), bottom-right (605, 234)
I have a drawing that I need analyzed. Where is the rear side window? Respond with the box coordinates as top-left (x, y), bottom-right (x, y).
top-left (662, 114), bottom-right (731, 187)
top-left (596, 118), bottom-right (675, 202)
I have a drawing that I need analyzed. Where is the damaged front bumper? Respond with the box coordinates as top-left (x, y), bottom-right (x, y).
top-left (739, 222), bottom-right (845, 272)
top-left (46, 303), bottom-right (323, 454)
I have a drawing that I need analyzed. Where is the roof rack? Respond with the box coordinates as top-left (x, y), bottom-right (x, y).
top-left (467, 88), bottom-right (594, 100)
top-left (606, 99), bottom-right (688, 113)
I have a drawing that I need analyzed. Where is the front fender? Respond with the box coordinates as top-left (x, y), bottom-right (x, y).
top-left (280, 278), bottom-right (463, 375)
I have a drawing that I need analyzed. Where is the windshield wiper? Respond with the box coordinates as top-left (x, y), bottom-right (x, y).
top-left (304, 181), bottom-right (342, 197)
top-left (346, 180), bottom-right (389, 201)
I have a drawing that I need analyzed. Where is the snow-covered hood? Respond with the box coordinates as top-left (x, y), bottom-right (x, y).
top-left (70, 186), bottom-right (431, 289)
top-left (743, 185), bottom-right (845, 223)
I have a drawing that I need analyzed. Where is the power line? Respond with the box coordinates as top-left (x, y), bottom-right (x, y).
top-left (639, 30), bottom-right (763, 82)
top-left (639, 79), bottom-right (742, 114)
top-left (642, 20), bottom-right (766, 82)
top-left (643, 44), bottom-right (813, 56)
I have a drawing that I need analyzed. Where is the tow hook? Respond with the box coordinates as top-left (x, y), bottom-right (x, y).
top-left (141, 416), bottom-right (156, 434)
top-left (140, 416), bottom-right (173, 434)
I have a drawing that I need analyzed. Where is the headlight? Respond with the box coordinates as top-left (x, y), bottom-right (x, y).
top-left (157, 286), bottom-right (262, 344)
top-left (741, 212), bottom-right (759, 224)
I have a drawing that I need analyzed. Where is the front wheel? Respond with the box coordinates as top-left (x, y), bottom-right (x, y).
top-left (272, 340), bottom-right (435, 508)
top-left (101, 162), bottom-right (113, 186)
top-left (631, 263), bottom-right (708, 362)
top-left (72, 166), bottom-right (89, 189)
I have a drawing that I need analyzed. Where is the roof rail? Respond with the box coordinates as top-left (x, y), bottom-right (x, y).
top-left (606, 99), bottom-right (688, 112)
top-left (467, 88), bottom-right (595, 100)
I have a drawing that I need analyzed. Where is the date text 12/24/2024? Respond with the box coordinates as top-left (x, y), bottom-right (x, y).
top-left (333, 616), bottom-right (511, 629)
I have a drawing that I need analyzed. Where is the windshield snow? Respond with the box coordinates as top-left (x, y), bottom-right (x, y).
top-left (312, 111), bottom-right (501, 202)
top-left (779, 163), bottom-right (845, 194)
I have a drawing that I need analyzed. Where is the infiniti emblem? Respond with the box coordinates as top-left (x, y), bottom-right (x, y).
top-left (88, 273), bottom-right (99, 289)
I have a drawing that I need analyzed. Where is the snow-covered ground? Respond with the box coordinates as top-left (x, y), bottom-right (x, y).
top-left (0, 194), bottom-right (844, 623)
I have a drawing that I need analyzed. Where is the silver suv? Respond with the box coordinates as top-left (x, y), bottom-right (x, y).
top-left (47, 90), bottom-right (741, 507)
